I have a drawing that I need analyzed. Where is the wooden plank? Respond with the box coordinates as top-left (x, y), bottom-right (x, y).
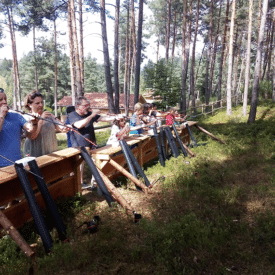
top-left (1, 176), bottom-right (76, 229)
top-left (195, 124), bottom-right (226, 144)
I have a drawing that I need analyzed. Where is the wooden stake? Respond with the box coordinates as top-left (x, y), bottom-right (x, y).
top-left (97, 169), bottom-right (135, 215)
top-left (182, 143), bottom-right (195, 157)
top-left (109, 159), bottom-right (149, 194)
top-left (0, 210), bottom-right (34, 258)
top-left (195, 125), bottom-right (226, 144)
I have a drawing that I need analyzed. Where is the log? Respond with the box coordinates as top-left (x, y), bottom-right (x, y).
top-left (195, 125), bottom-right (226, 144)
top-left (0, 210), bottom-right (34, 258)
top-left (97, 169), bottom-right (135, 215)
top-left (182, 143), bottom-right (195, 157)
top-left (108, 159), bottom-right (149, 194)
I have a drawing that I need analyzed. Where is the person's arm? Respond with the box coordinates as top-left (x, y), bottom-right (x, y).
top-left (0, 105), bottom-right (8, 133)
top-left (73, 110), bottom-right (100, 129)
top-left (25, 111), bottom-right (52, 140)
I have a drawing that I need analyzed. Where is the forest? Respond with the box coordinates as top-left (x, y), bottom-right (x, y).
top-left (0, 0), bottom-right (274, 122)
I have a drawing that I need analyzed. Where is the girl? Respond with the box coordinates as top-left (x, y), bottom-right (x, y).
top-left (106, 117), bottom-right (130, 147)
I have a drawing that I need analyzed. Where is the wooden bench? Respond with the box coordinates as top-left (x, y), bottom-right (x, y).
top-left (0, 122), bottom-right (197, 229)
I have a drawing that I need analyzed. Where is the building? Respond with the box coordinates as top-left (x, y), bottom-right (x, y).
top-left (57, 93), bottom-right (147, 114)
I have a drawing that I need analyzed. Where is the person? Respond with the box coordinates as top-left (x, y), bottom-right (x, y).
top-left (0, 90), bottom-right (35, 167)
top-left (166, 107), bottom-right (187, 126)
top-left (106, 117), bottom-right (129, 147)
top-left (23, 91), bottom-right (67, 157)
top-left (129, 103), bottom-right (144, 135)
top-left (65, 106), bottom-right (75, 148)
top-left (68, 96), bottom-right (112, 188)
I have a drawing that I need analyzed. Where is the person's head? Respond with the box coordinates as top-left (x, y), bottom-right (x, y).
top-left (134, 103), bottom-right (144, 115)
top-left (167, 107), bottom-right (175, 114)
top-left (24, 91), bottom-right (44, 114)
top-left (151, 103), bottom-right (157, 110)
top-left (113, 117), bottom-right (126, 128)
top-left (75, 97), bottom-right (90, 116)
top-left (151, 110), bottom-right (157, 118)
top-left (0, 89), bottom-right (7, 107)
top-left (143, 103), bottom-right (152, 115)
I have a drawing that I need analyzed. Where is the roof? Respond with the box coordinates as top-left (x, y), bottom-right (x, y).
top-left (57, 93), bottom-right (146, 109)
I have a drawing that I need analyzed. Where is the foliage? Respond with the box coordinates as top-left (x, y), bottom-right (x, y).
top-left (141, 58), bottom-right (182, 108)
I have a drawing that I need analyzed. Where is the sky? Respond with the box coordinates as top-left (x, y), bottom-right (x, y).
top-left (0, 3), bottom-right (163, 65)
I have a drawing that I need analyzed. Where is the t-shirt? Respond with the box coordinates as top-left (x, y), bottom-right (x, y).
top-left (23, 115), bottom-right (58, 157)
top-left (68, 111), bottom-right (100, 148)
top-left (130, 113), bottom-right (143, 135)
top-left (0, 112), bottom-right (27, 167)
top-left (106, 125), bottom-right (120, 147)
top-left (166, 113), bottom-right (175, 125)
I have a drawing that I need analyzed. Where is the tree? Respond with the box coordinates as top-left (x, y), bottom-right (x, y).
top-left (226, 0), bottom-right (236, 116)
top-left (100, 0), bottom-right (115, 113)
top-left (248, 0), bottom-right (269, 123)
top-left (134, 0), bottom-right (144, 105)
top-left (243, 0), bottom-right (253, 116)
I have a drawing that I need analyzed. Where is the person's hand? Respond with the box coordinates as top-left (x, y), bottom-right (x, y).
top-left (92, 109), bottom-right (100, 116)
top-left (0, 104), bottom-right (8, 119)
top-left (41, 111), bottom-right (52, 119)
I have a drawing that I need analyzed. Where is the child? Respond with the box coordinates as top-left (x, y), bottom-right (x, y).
top-left (106, 117), bottom-right (129, 147)
top-left (130, 103), bottom-right (144, 135)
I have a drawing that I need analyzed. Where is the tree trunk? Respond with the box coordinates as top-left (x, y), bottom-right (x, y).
top-left (248, 0), bottom-right (268, 123)
top-left (171, 12), bottom-right (178, 61)
top-left (68, 0), bottom-right (76, 105)
top-left (156, 32), bottom-right (160, 63)
top-left (70, 0), bottom-right (83, 97)
top-left (190, 0), bottom-right (200, 110)
top-left (114, 0), bottom-right (120, 113)
top-left (131, 0), bottom-right (136, 67)
top-left (210, 0), bottom-right (222, 97)
top-left (232, 31), bottom-right (243, 101)
top-left (124, 1), bottom-right (130, 115)
top-left (7, 7), bottom-right (20, 110)
top-left (217, 0), bottom-right (230, 108)
top-left (165, 0), bottom-right (171, 61)
top-left (54, 17), bottom-right (58, 118)
top-left (226, 0), bottom-right (236, 116)
top-left (100, 0), bottom-right (115, 112)
top-left (79, 0), bottom-right (84, 91)
top-left (134, 0), bottom-right (144, 105)
top-left (272, 9), bottom-right (275, 102)
top-left (33, 27), bottom-right (38, 91)
top-left (205, 0), bottom-right (214, 105)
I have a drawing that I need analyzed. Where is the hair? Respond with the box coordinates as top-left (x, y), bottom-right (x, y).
top-left (134, 102), bottom-right (144, 112)
top-left (0, 88), bottom-right (4, 93)
top-left (167, 107), bottom-right (175, 113)
top-left (151, 103), bottom-right (157, 108)
top-left (151, 110), bottom-right (157, 118)
top-left (75, 96), bottom-right (89, 107)
top-left (66, 105), bottom-right (75, 114)
top-left (24, 91), bottom-right (43, 111)
top-left (112, 117), bottom-right (126, 128)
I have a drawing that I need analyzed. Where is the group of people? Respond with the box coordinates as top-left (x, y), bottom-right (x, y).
top-left (0, 88), bottom-right (187, 189)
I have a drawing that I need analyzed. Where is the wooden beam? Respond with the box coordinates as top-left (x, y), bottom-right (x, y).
top-left (195, 125), bottom-right (226, 144)
top-left (97, 169), bottom-right (135, 215)
top-left (0, 210), bottom-right (34, 258)
top-left (108, 159), bottom-right (149, 194)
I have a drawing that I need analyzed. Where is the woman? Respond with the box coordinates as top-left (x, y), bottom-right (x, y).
top-left (106, 117), bottom-right (129, 147)
top-left (23, 91), bottom-right (66, 157)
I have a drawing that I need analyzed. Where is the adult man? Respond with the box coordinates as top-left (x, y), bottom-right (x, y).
top-left (68, 97), bottom-right (110, 188)
top-left (0, 90), bottom-right (35, 167)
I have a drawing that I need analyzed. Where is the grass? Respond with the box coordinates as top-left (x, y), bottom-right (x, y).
top-left (2, 100), bottom-right (275, 274)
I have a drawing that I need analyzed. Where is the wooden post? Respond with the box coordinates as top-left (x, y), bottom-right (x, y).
top-left (108, 159), bottom-right (149, 194)
top-left (195, 124), bottom-right (226, 144)
top-left (0, 210), bottom-right (34, 258)
top-left (182, 143), bottom-right (195, 157)
top-left (97, 169), bottom-right (135, 215)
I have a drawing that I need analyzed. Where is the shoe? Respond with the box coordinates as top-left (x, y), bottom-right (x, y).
top-left (81, 183), bottom-right (92, 190)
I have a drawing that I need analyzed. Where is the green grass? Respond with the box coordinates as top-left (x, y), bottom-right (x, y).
top-left (2, 100), bottom-right (275, 274)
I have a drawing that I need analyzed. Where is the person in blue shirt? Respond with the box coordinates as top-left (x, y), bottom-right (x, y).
top-left (130, 103), bottom-right (144, 135)
top-left (0, 91), bottom-right (35, 167)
